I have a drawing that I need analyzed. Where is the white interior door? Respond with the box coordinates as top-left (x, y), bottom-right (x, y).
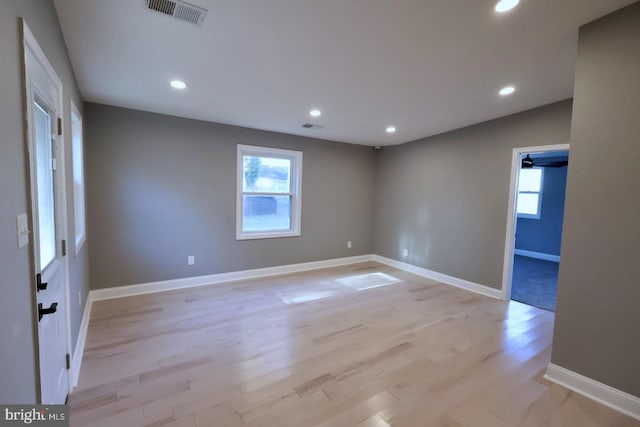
top-left (24, 22), bottom-right (70, 405)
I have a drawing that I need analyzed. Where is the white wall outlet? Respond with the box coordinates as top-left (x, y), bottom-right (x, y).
top-left (78, 291), bottom-right (82, 308)
top-left (188, 256), bottom-right (195, 265)
top-left (403, 248), bottom-right (409, 257)
top-left (16, 214), bottom-right (29, 249)
top-left (347, 240), bottom-right (352, 249)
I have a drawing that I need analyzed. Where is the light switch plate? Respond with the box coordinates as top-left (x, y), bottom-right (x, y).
top-left (17, 214), bottom-right (29, 249)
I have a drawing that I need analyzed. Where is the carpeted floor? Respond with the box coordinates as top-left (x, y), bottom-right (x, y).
top-left (511, 255), bottom-right (559, 312)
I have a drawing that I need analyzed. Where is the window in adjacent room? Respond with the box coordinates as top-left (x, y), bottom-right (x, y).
top-left (71, 100), bottom-right (86, 254)
top-left (236, 144), bottom-right (302, 239)
top-left (517, 167), bottom-right (543, 219)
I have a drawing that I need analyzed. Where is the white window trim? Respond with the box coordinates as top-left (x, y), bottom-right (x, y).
top-left (70, 99), bottom-right (86, 255)
top-left (236, 144), bottom-right (302, 240)
top-left (517, 166), bottom-right (544, 220)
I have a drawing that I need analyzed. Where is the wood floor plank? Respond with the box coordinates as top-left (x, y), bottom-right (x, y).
top-left (69, 262), bottom-right (640, 427)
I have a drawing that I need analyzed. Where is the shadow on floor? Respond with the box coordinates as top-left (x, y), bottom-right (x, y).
top-left (511, 255), bottom-right (559, 312)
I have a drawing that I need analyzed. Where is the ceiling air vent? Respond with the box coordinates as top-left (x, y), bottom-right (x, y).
top-left (302, 123), bottom-right (325, 130)
top-left (144, 0), bottom-right (208, 26)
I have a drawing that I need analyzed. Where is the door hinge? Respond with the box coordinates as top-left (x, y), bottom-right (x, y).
top-left (57, 117), bottom-right (62, 136)
top-left (61, 239), bottom-right (67, 256)
top-left (66, 353), bottom-right (71, 370)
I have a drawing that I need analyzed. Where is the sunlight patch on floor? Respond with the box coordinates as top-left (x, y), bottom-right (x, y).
top-left (276, 273), bottom-right (403, 305)
top-left (335, 272), bottom-right (402, 291)
top-left (277, 290), bottom-right (342, 305)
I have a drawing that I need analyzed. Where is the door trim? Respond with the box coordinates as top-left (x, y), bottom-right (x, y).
top-left (500, 143), bottom-right (570, 301)
top-left (22, 20), bottom-right (73, 400)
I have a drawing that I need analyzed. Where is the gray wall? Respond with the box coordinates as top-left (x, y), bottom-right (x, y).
top-left (84, 103), bottom-right (376, 289)
top-left (374, 101), bottom-right (573, 290)
top-left (0, 0), bottom-right (88, 403)
top-left (515, 162), bottom-right (568, 256)
top-left (552, 2), bottom-right (640, 397)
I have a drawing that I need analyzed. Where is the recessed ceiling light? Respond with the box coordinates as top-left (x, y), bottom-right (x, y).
top-left (386, 126), bottom-right (396, 134)
top-left (495, 0), bottom-right (520, 13)
top-left (170, 80), bottom-right (187, 90)
top-left (499, 86), bottom-right (516, 96)
top-left (309, 109), bottom-right (322, 117)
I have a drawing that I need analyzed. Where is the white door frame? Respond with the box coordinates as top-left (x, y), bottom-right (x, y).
top-left (500, 143), bottom-right (570, 301)
top-left (23, 20), bottom-right (74, 399)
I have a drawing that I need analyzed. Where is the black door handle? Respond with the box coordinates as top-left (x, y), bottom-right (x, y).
top-left (38, 302), bottom-right (57, 321)
top-left (36, 273), bottom-right (48, 292)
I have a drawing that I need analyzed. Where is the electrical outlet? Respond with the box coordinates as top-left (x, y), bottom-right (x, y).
top-left (347, 241), bottom-right (352, 249)
top-left (403, 248), bottom-right (409, 257)
top-left (188, 256), bottom-right (195, 265)
top-left (78, 291), bottom-right (82, 308)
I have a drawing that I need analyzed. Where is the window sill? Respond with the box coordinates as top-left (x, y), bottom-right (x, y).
top-left (236, 230), bottom-right (301, 240)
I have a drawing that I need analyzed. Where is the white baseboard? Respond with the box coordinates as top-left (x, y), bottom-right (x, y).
top-left (71, 294), bottom-right (93, 388)
top-left (90, 255), bottom-right (374, 301)
top-left (545, 363), bottom-right (640, 421)
top-left (371, 255), bottom-right (502, 300)
top-left (514, 249), bottom-right (560, 262)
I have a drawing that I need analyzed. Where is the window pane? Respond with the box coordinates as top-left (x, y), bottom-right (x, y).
top-left (242, 195), bottom-right (291, 232)
top-left (517, 193), bottom-right (539, 216)
top-left (243, 156), bottom-right (290, 193)
top-left (518, 168), bottom-right (542, 192)
top-left (34, 101), bottom-right (56, 268)
top-left (72, 109), bottom-right (86, 246)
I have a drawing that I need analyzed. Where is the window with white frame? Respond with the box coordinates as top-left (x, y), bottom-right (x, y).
top-left (236, 145), bottom-right (302, 240)
top-left (70, 100), bottom-right (86, 254)
top-left (517, 167), bottom-right (544, 219)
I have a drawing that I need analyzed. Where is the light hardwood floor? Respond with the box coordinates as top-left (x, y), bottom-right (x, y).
top-left (69, 262), bottom-right (640, 427)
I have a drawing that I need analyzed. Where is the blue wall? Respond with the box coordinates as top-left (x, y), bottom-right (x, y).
top-left (515, 162), bottom-right (568, 256)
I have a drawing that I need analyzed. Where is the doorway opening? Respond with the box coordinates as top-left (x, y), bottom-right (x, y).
top-left (501, 144), bottom-right (569, 312)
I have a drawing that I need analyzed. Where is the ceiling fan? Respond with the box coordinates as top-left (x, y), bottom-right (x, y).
top-left (521, 154), bottom-right (568, 169)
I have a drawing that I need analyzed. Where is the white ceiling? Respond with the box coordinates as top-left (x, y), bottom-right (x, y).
top-left (53, 0), bottom-right (636, 146)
